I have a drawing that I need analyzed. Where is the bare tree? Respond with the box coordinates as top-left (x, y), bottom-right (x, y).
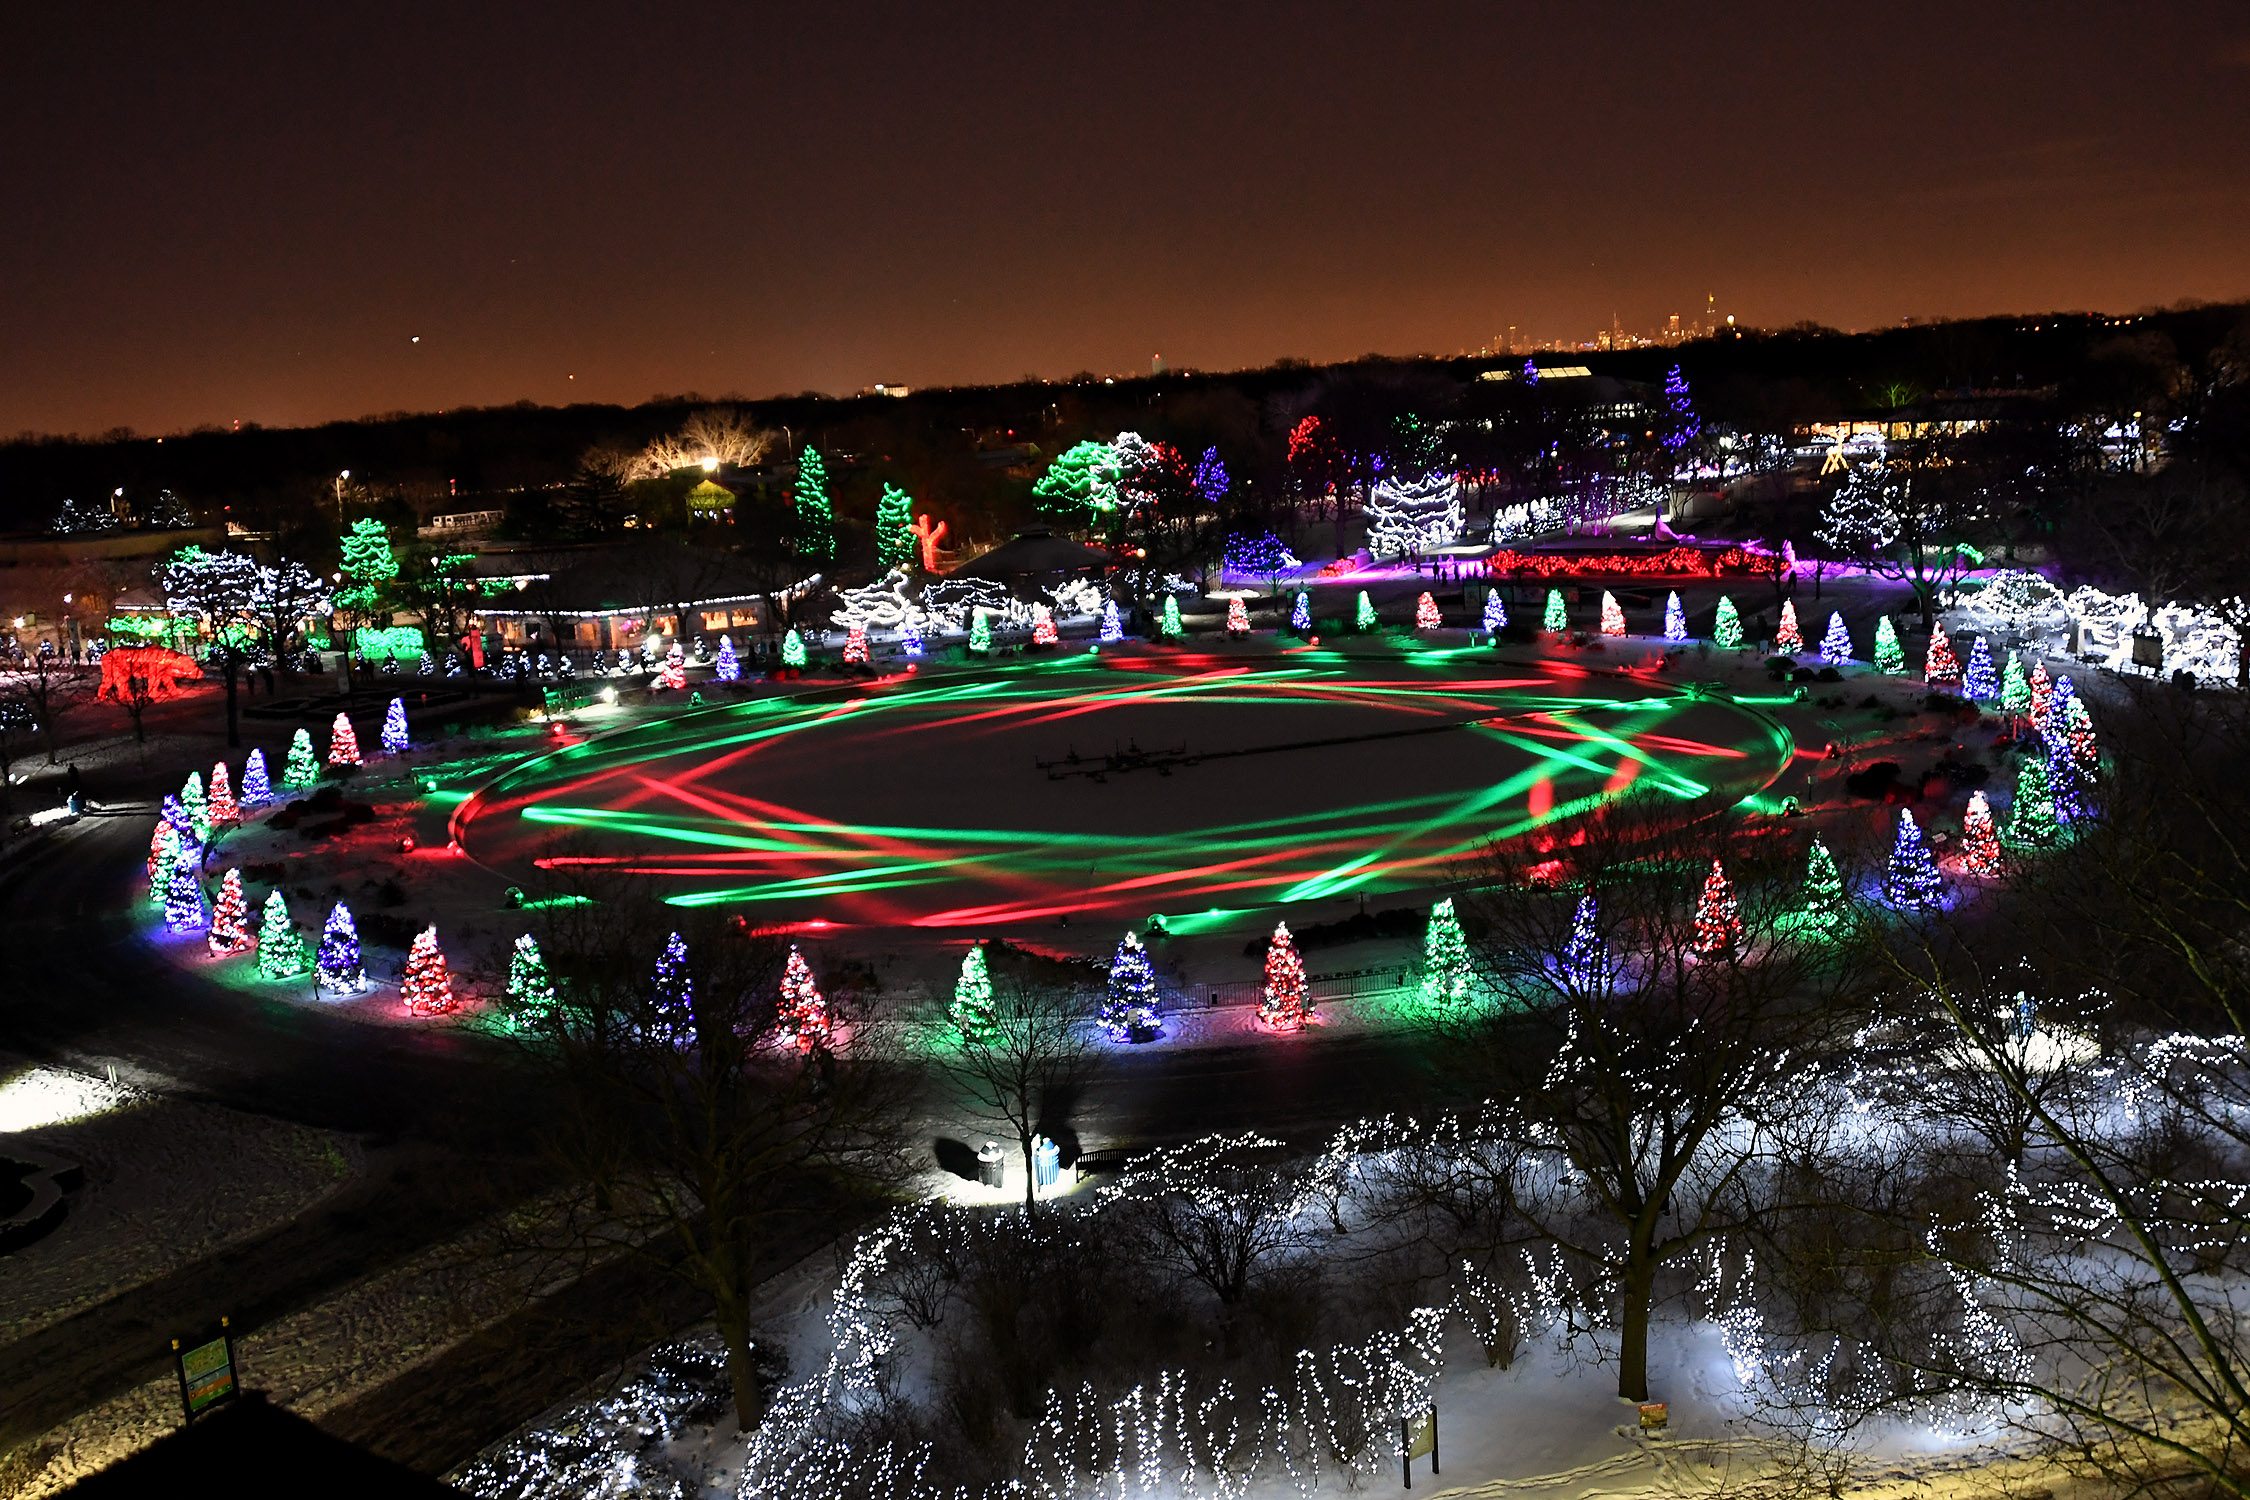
top-left (1817, 441), bottom-right (1987, 632)
top-left (509, 888), bottom-right (912, 1430)
top-left (1102, 1134), bottom-right (1311, 1315)
top-left (1453, 794), bottom-right (1862, 1402)
top-left (636, 408), bottom-right (780, 478)
top-left (928, 965), bottom-right (1101, 1211)
top-left (249, 559), bottom-right (333, 668)
top-left (158, 545), bottom-right (260, 746)
top-left (9, 647), bottom-right (91, 764)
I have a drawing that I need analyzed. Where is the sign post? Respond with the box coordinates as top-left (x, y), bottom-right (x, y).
top-left (172, 1318), bottom-right (239, 1423)
top-left (1401, 1405), bottom-right (1437, 1488)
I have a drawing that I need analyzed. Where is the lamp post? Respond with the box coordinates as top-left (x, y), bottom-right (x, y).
top-left (335, 470), bottom-right (350, 528)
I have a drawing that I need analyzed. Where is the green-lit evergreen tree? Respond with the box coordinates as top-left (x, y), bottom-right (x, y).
top-left (1420, 897), bottom-right (1471, 1009)
top-left (792, 447), bottom-right (835, 563)
top-left (876, 483), bottom-right (916, 571)
top-left (951, 945), bottom-right (997, 1046)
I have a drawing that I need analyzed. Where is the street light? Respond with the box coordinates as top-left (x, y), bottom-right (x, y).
top-left (335, 470), bottom-right (350, 526)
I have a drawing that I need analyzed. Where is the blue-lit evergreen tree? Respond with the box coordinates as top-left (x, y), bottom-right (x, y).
top-left (1484, 591), bottom-right (1509, 635)
top-left (1559, 894), bottom-right (1607, 989)
top-left (1963, 637), bottom-right (1997, 700)
top-left (317, 901), bottom-right (366, 992)
top-left (1663, 592), bottom-right (1687, 643)
top-left (1883, 809), bottom-right (1945, 909)
top-left (900, 613), bottom-right (925, 656)
top-left (1293, 591), bottom-right (1314, 633)
top-left (1819, 612), bottom-right (1852, 663)
top-left (241, 748), bottom-right (271, 805)
top-left (1101, 600), bottom-right (1124, 642)
top-left (651, 931), bottom-right (694, 1043)
top-left (164, 857), bottom-right (206, 933)
top-left (1102, 931), bottom-right (1160, 1039)
top-left (381, 697), bottom-right (410, 755)
top-left (714, 635), bottom-right (740, 681)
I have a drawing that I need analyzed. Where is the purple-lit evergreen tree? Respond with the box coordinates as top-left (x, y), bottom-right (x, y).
top-left (164, 857), bottom-right (206, 933)
top-left (1658, 365), bottom-right (1701, 476)
top-left (714, 635), bottom-right (740, 681)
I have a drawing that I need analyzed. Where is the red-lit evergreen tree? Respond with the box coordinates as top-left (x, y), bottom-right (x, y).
top-left (401, 925), bottom-right (455, 1014)
top-left (327, 711), bottom-right (361, 767)
top-left (1775, 600), bottom-right (1802, 654)
top-left (776, 945), bottom-right (833, 1051)
top-left (1960, 790), bottom-right (2003, 877)
top-left (207, 868), bottom-right (253, 956)
top-left (1691, 857), bottom-right (1741, 957)
top-left (1923, 624), bottom-right (1961, 684)
top-left (1259, 922), bottom-right (1309, 1031)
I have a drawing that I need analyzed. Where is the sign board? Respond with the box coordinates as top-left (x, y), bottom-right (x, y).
top-left (2131, 631), bottom-right (2165, 669)
top-left (173, 1319), bottom-right (238, 1421)
top-left (1638, 1402), bottom-right (1668, 1431)
top-left (1401, 1406), bottom-right (1438, 1487)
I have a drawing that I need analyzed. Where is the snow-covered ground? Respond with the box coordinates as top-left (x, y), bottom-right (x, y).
top-left (0, 1057), bottom-right (364, 1344)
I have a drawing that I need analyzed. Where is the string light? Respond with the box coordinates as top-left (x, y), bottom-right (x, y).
top-left (401, 925), bottom-right (455, 1014)
top-left (1819, 612), bottom-right (1851, 662)
top-left (1259, 922), bottom-right (1309, 1030)
top-left (1963, 637), bottom-right (1997, 700)
top-left (1923, 624), bottom-right (1961, 686)
top-left (1292, 591), bottom-right (1312, 633)
top-left (1103, 931), bottom-right (1160, 1040)
top-left (777, 945), bottom-right (833, 1050)
top-left (1483, 545), bottom-right (1779, 579)
top-left (1960, 791), bottom-right (2002, 876)
top-left (207, 868), bottom-right (252, 955)
top-left (844, 624), bottom-right (871, 663)
top-left (1485, 592), bottom-right (1510, 634)
top-left (1356, 592), bottom-right (1378, 631)
top-left (208, 761), bottom-right (238, 826)
top-left (1544, 589), bottom-right (1567, 634)
top-left (1692, 858), bottom-right (1741, 956)
top-left (327, 711), bottom-right (361, 767)
top-left (241, 748), bottom-right (271, 805)
top-left (1774, 600), bottom-right (1802, 654)
top-left (1160, 597), bottom-right (1184, 639)
top-left (1415, 593), bottom-right (1440, 631)
top-left (1664, 592), bottom-right (1687, 643)
top-left (1873, 617), bottom-right (1905, 674)
top-left (951, 946), bottom-right (996, 1045)
top-left (317, 901), bottom-right (366, 992)
top-left (1884, 808), bottom-right (1945, 908)
top-left (1599, 591), bottom-right (1625, 637)
top-left (257, 891), bottom-right (308, 979)
top-left (783, 628), bottom-right (808, 668)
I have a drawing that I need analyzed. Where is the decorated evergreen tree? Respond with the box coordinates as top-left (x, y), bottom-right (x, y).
top-left (1544, 588), bottom-right (1568, 634)
top-left (1160, 596), bottom-right (1185, 638)
top-left (1796, 837), bottom-right (1851, 940)
top-left (164, 857), bottom-right (206, 933)
top-left (1692, 858), bottom-right (1741, 956)
top-left (317, 901), bottom-right (366, 992)
top-left (241, 748), bottom-right (271, 805)
top-left (1032, 605), bottom-right (1059, 646)
top-left (336, 519), bottom-right (398, 615)
top-left (2047, 721), bottom-right (2088, 824)
top-left (2028, 661), bottom-right (2054, 730)
top-left (1100, 600), bottom-right (1124, 642)
top-left (792, 447), bottom-right (835, 563)
top-left (1355, 591), bottom-right (1378, 631)
top-left (401, 925), bottom-right (455, 1015)
top-left (1883, 808), bottom-right (1945, 908)
top-left (876, 482), bottom-right (917, 571)
top-left (1819, 612), bottom-right (1852, 663)
top-left (181, 772), bottom-right (210, 842)
top-left (506, 933), bottom-right (557, 1027)
top-left (380, 697), bottom-right (409, 755)
top-left (782, 627), bottom-right (808, 668)
top-left (1713, 596), bottom-right (1743, 649)
top-left (660, 643), bottom-right (687, 688)
top-left (1292, 591), bottom-right (1313, 633)
top-left (1102, 931), bottom-right (1160, 1039)
top-left (283, 728), bottom-right (321, 788)
top-left (207, 868), bottom-right (253, 956)
top-left (1924, 624), bottom-right (1961, 685)
top-left (2061, 695), bottom-right (2098, 776)
top-left (149, 821), bottom-right (181, 899)
top-left (257, 891), bottom-right (308, 978)
top-left (1484, 591), bottom-right (1509, 634)
top-left (208, 761), bottom-right (238, 826)
top-left (649, 930), bottom-right (694, 1041)
top-left (1999, 650), bottom-right (2031, 719)
top-left (715, 635), bottom-right (740, 681)
top-left (776, 945), bottom-right (833, 1051)
top-left (901, 612), bottom-right (926, 656)
top-left (1413, 592), bottom-right (1439, 631)
top-left (951, 945), bottom-right (997, 1046)
top-left (1559, 893), bottom-right (1607, 989)
top-left (1963, 637), bottom-right (1997, 700)
top-left (1599, 591), bottom-right (1626, 636)
top-left (2007, 757), bottom-right (2061, 847)
top-left (969, 610), bottom-right (993, 653)
top-left (1420, 897), bottom-right (1470, 1008)
top-left (844, 623), bottom-right (872, 662)
top-left (1960, 790), bottom-right (2003, 876)
top-left (1663, 592), bottom-right (1687, 643)
top-left (1774, 600), bottom-right (1802, 654)
top-left (1873, 616), bottom-right (1905, 673)
top-left (327, 711), bottom-right (361, 767)
top-left (1258, 922), bottom-right (1309, 1031)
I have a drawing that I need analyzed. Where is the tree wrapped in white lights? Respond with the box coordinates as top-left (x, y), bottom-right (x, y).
top-left (1364, 469), bottom-right (1462, 558)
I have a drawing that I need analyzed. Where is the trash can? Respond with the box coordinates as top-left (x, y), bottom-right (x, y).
top-left (976, 1141), bottom-right (1005, 1189)
top-left (1033, 1136), bottom-right (1061, 1190)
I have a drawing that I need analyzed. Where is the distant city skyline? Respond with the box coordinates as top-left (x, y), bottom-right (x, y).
top-left (4, 3), bottom-right (2245, 436)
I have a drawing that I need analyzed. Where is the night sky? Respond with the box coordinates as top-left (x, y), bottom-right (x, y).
top-left (5, 3), bottom-right (2245, 437)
